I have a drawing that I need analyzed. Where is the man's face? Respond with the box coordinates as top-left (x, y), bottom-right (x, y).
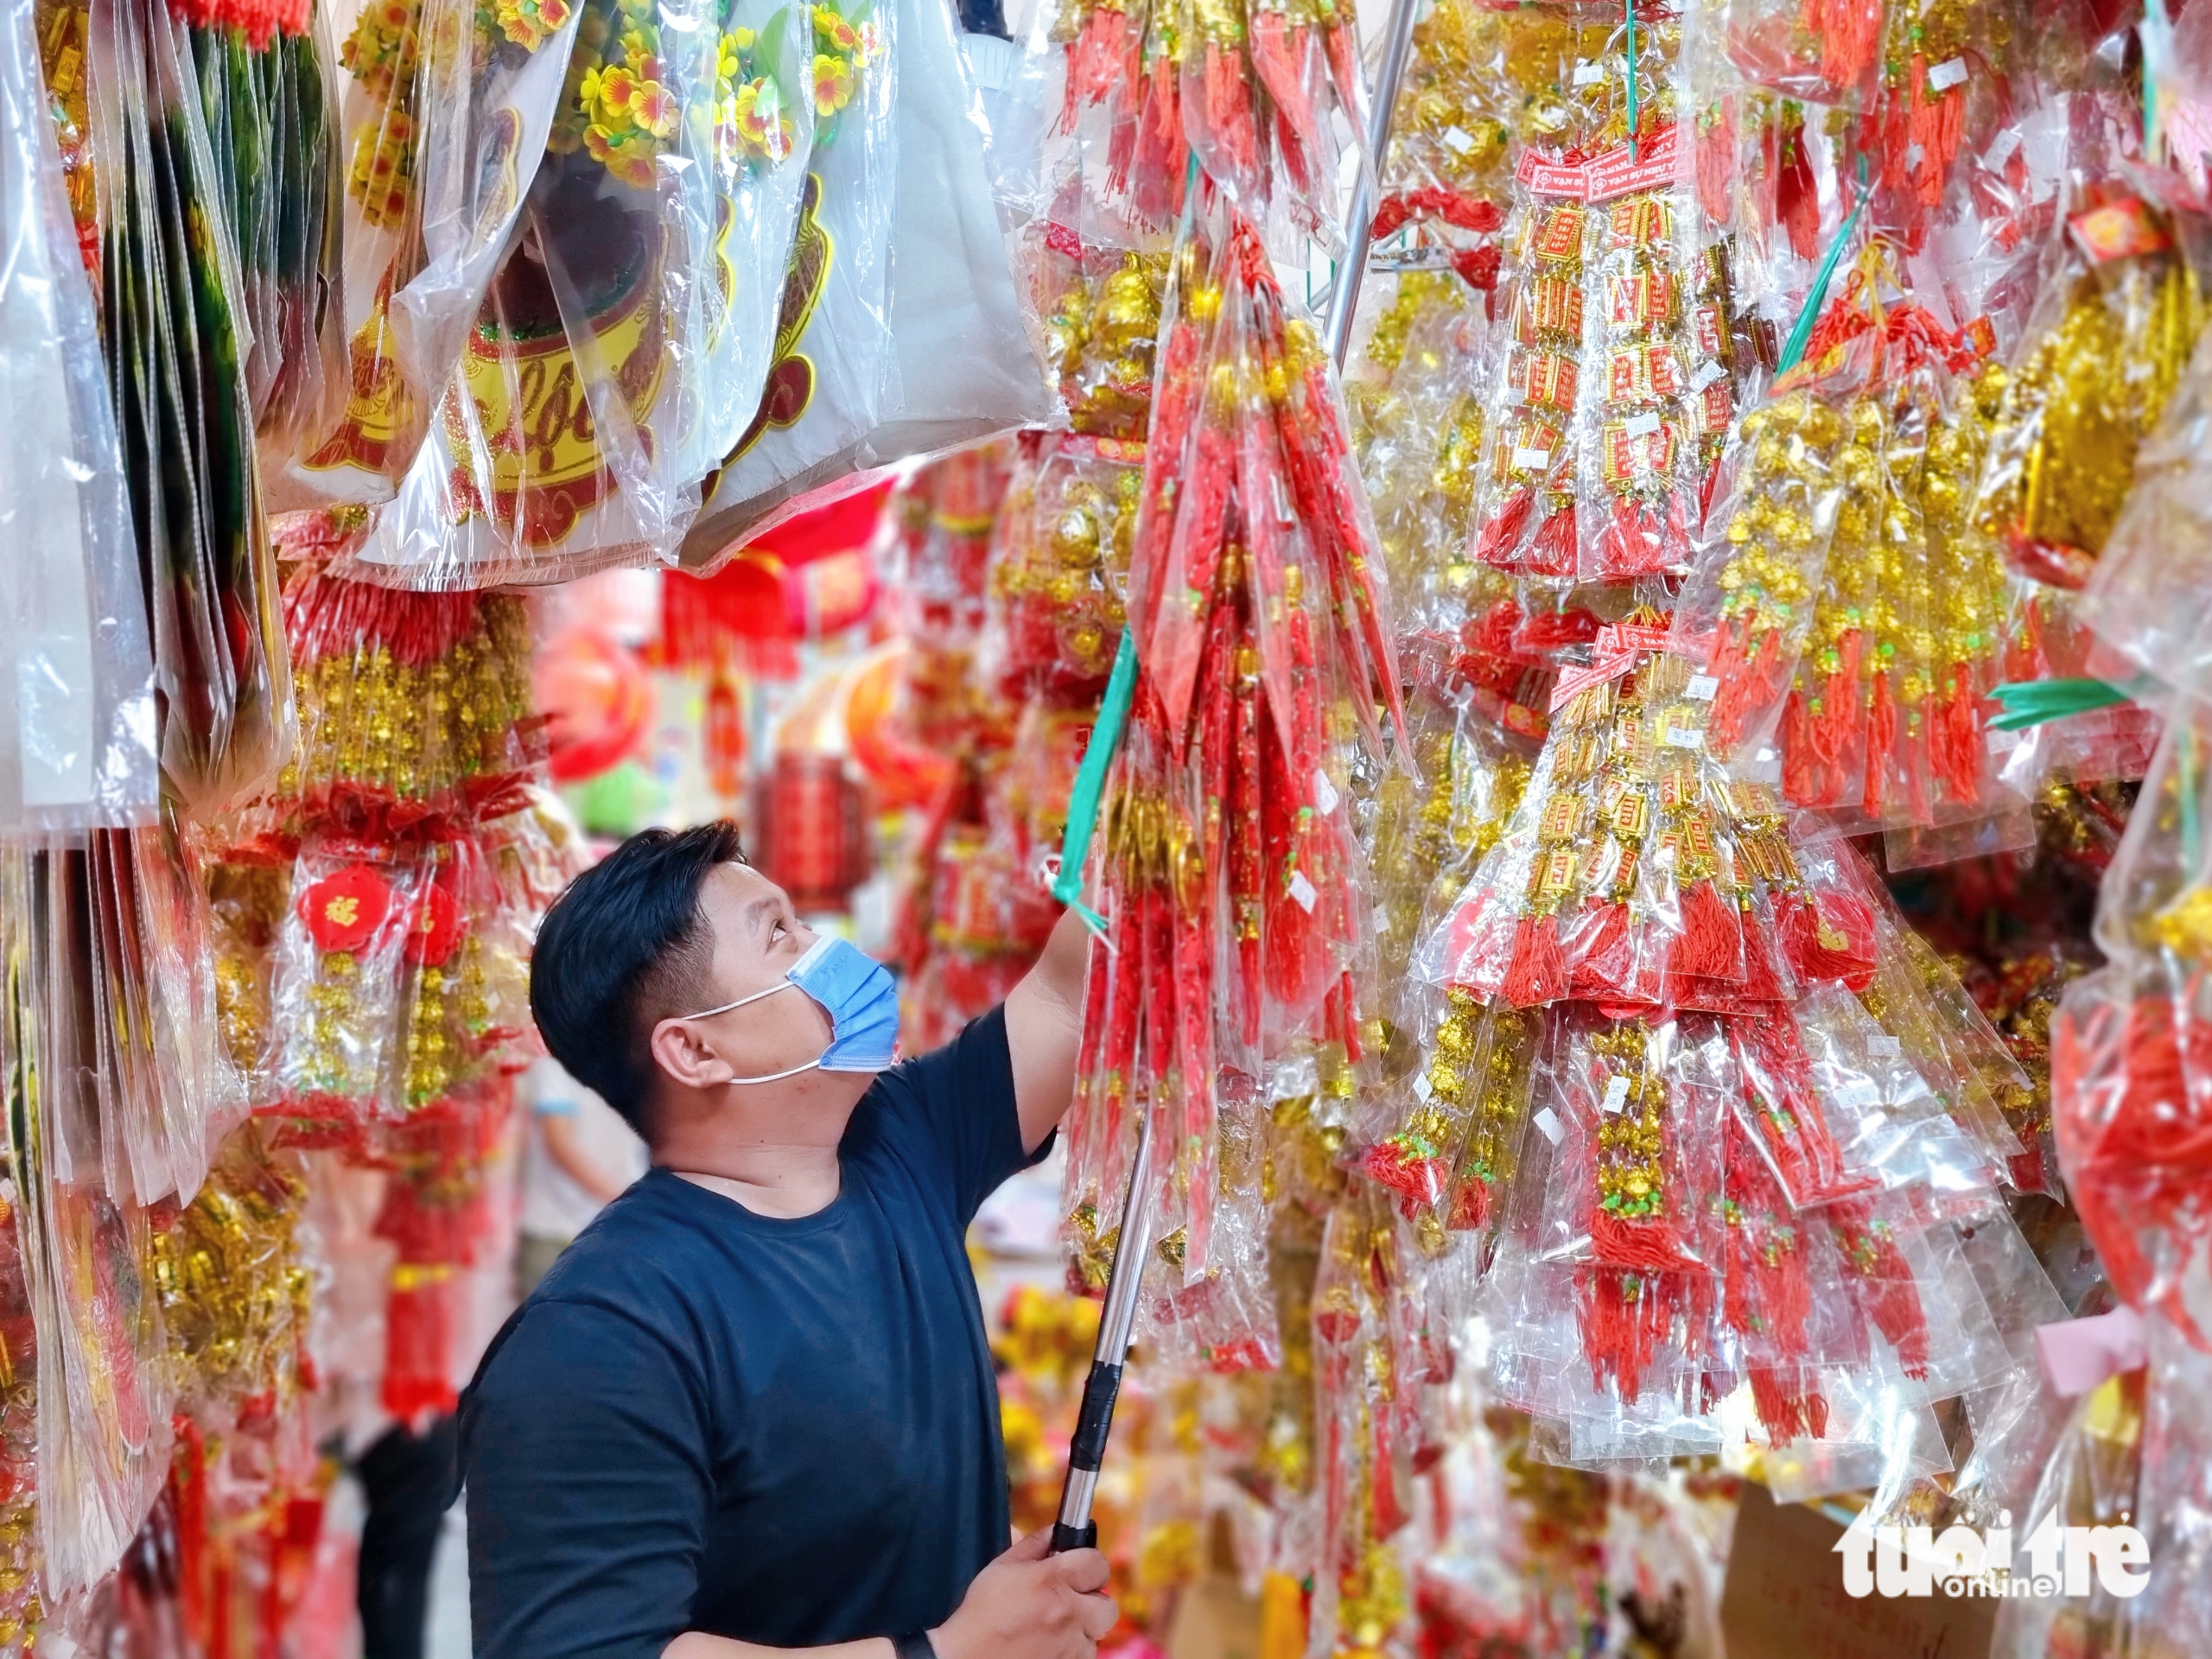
top-left (683, 861), bottom-right (835, 1083)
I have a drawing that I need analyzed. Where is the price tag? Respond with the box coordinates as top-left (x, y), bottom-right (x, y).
top-left (1867, 1033), bottom-right (1903, 1058)
top-left (1986, 127), bottom-right (2021, 170)
top-left (1573, 60), bottom-right (1606, 85)
top-left (1443, 124), bottom-right (1476, 155)
top-left (1664, 727), bottom-right (1704, 749)
top-left (1602, 1075), bottom-right (1630, 1115)
top-left (1624, 411), bottom-right (1662, 437)
top-left (1413, 1071), bottom-right (1435, 1102)
top-left (1512, 446), bottom-right (1553, 469)
top-left (1533, 1106), bottom-right (1565, 1146)
top-left (1689, 359), bottom-right (1726, 391)
top-left (1287, 871), bottom-right (1319, 913)
top-left (1312, 769), bottom-right (1341, 815)
top-left (1927, 56), bottom-right (1968, 91)
top-left (1831, 1077), bottom-right (1884, 1110)
top-left (1686, 674), bottom-right (1719, 702)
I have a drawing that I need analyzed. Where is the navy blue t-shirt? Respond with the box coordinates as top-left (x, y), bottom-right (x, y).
top-left (461, 1007), bottom-right (1036, 1657)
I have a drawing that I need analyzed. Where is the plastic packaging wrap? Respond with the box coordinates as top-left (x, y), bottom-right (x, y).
top-left (1, 0), bottom-right (160, 832)
top-left (2078, 315), bottom-right (2212, 704)
top-left (690, 0), bottom-right (1052, 557)
top-left (289, 0), bottom-right (584, 505)
top-left (2, 843), bottom-right (174, 1598)
top-left (269, 835), bottom-right (423, 1126)
top-left (91, 0), bottom-right (293, 811)
top-left (1674, 256), bottom-right (2018, 829)
top-left (1974, 188), bottom-right (2207, 592)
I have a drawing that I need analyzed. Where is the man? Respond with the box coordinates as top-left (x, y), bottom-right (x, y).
top-left (461, 823), bottom-right (1114, 1659)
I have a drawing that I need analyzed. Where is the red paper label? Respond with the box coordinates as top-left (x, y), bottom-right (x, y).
top-left (1516, 150), bottom-right (1589, 199)
top-left (2068, 197), bottom-right (2171, 263)
top-left (1583, 128), bottom-right (1681, 203)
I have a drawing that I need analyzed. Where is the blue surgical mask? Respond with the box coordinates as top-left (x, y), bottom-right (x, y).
top-left (684, 935), bottom-right (900, 1085)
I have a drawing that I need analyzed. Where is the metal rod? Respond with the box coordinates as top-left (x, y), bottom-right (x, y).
top-left (1049, 1114), bottom-right (1157, 1554)
top-left (1325, 0), bottom-right (1424, 366)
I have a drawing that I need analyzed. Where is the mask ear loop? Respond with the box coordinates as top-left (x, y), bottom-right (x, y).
top-left (683, 980), bottom-right (798, 1020)
top-left (677, 980), bottom-right (825, 1084)
top-left (727, 1058), bottom-right (824, 1086)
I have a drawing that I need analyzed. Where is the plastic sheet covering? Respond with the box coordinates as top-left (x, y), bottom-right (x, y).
top-left (0, 0), bottom-right (158, 830)
top-left (331, 0), bottom-right (823, 586)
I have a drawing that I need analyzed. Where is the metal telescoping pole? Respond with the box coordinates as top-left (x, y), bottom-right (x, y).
top-left (1325, 0), bottom-right (1424, 366)
top-left (1049, 1115), bottom-right (1157, 1554)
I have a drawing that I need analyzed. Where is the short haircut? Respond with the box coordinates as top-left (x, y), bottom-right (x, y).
top-left (529, 821), bottom-right (746, 1140)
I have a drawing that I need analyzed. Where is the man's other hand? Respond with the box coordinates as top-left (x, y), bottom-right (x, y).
top-left (929, 1529), bottom-right (1117, 1659)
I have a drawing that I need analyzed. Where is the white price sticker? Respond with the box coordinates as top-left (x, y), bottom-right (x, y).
top-left (1312, 769), bottom-right (1341, 815)
top-left (1986, 127), bottom-right (2022, 170)
top-left (1533, 1106), bottom-right (1566, 1146)
top-left (1512, 446), bottom-right (1553, 470)
top-left (1690, 359), bottom-right (1727, 391)
top-left (1867, 1033), bottom-right (1903, 1058)
top-left (1664, 727), bottom-right (1704, 749)
top-left (1443, 124), bottom-right (1476, 155)
top-left (1602, 1075), bottom-right (1630, 1116)
top-left (1287, 870), bottom-right (1319, 913)
top-left (1831, 1077), bottom-right (1885, 1111)
top-left (1573, 60), bottom-right (1606, 85)
top-left (1414, 1071), bottom-right (1434, 1102)
top-left (1927, 56), bottom-right (1968, 91)
top-left (1686, 674), bottom-right (1719, 702)
top-left (1624, 411), bottom-right (1662, 438)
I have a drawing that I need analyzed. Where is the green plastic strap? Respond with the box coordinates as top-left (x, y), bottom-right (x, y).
top-left (1624, 0), bottom-right (1638, 162)
top-left (1051, 627), bottom-right (1139, 934)
top-left (1986, 677), bottom-right (2145, 731)
top-left (1775, 184), bottom-right (1866, 377)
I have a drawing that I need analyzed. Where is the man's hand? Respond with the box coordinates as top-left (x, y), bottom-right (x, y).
top-left (1007, 908), bottom-right (1093, 1154)
top-left (929, 1529), bottom-right (1117, 1659)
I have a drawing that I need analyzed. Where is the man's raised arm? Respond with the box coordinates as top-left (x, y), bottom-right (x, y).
top-left (1005, 907), bottom-right (1093, 1154)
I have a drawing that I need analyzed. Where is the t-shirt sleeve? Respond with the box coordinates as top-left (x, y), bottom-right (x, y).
top-left (462, 1298), bottom-right (713, 1659)
top-left (870, 1004), bottom-right (1037, 1224)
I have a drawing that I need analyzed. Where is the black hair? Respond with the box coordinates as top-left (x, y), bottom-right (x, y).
top-left (529, 821), bottom-right (747, 1140)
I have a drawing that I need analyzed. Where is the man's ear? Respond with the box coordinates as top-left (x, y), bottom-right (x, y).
top-left (649, 1017), bottom-right (734, 1093)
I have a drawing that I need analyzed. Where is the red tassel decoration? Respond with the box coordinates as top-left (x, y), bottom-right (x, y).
top-left (1830, 1200), bottom-right (1930, 1378)
top-left (1528, 502), bottom-right (1580, 577)
top-left (1567, 898), bottom-right (1632, 999)
top-left (1593, 494), bottom-right (1691, 580)
top-left (1203, 41), bottom-right (1262, 182)
top-left (1502, 912), bottom-right (1567, 1007)
top-left (1929, 664), bottom-right (1984, 805)
top-left (1577, 1268), bottom-right (1675, 1402)
top-left (1804, 0), bottom-right (1882, 91)
top-left (1778, 889), bottom-right (1878, 988)
top-left (1781, 690), bottom-right (1816, 805)
top-left (1862, 665), bottom-right (1897, 819)
top-left (1777, 120), bottom-right (1821, 261)
top-left (1474, 486), bottom-right (1533, 566)
top-left (1669, 879), bottom-right (1741, 983)
top-left (1248, 13), bottom-right (1319, 193)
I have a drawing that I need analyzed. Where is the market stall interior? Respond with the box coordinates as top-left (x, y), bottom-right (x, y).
top-left (2, 0), bottom-right (2211, 1648)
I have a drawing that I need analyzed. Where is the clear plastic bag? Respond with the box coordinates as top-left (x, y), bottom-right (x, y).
top-left (288, 0), bottom-right (583, 505)
top-left (332, 0), bottom-right (822, 586)
top-left (89, 0), bottom-right (293, 812)
top-left (1974, 187), bottom-right (2208, 594)
top-left (692, 0), bottom-right (1053, 556)
top-left (0, 0), bottom-right (160, 832)
top-left (1, 842), bottom-right (174, 1597)
top-left (2078, 317), bottom-right (2212, 705)
top-left (270, 834), bottom-right (424, 1124)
